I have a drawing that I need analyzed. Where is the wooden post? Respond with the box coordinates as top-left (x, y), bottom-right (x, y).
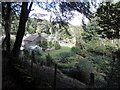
top-left (41, 61), bottom-right (43, 66)
top-left (90, 73), bottom-right (94, 86)
top-left (31, 51), bottom-right (35, 76)
top-left (54, 64), bottom-right (57, 90)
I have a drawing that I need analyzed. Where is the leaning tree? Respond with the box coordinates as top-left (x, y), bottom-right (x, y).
top-left (12, 2), bottom-right (33, 57)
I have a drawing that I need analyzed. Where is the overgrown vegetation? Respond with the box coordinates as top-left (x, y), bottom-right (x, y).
top-left (2, 1), bottom-right (120, 89)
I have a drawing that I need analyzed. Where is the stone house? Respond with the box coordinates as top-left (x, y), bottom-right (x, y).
top-left (22, 33), bottom-right (47, 48)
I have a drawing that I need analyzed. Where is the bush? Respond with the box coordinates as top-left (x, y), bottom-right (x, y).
top-left (58, 56), bottom-right (76, 63)
top-left (74, 59), bottom-right (94, 84)
top-left (57, 52), bottom-right (74, 63)
top-left (48, 41), bottom-right (53, 48)
top-left (67, 56), bottom-right (76, 62)
top-left (105, 45), bottom-right (116, 52)
top-left (37, 40), bottom-right (48, 51)
top-left (106, 49), bottom-right (120, 88)
top-left (71, 46), bottom-right (88, 57)
top-left (54, 42), bottom-right (61, 50)
top-left (64, 59), bottom-right (94, 84)
top-left (87, 56), bottom-right (111, 73)
top-left (71, 46), bottom-right (80, 54)
top-left (58, 52), bottom-right (73, 58)
top-left (57, 63), bottom-right (73, 73)
top-left (23, 48), bottom-right (30, 58)
top-left (46, 53), bottom-right (53, 66)
top-left (94, 46), bottom-right (106, 54)
top-left (36, 55), bottom-right (44, 63)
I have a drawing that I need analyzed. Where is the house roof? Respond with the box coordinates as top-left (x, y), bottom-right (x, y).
top-left (24, 33), bottom-right (47, 41)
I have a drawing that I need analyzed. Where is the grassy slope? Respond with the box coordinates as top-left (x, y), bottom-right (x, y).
top-left (41, 46), bottom-right (71, 59)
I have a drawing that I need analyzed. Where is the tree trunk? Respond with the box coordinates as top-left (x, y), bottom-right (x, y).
top-left (12, 2), bottom-right (33, 57)
top-left (118, 39), bottom-right (120, 48)
top-left (2, 2), bottom-right (12, 52)
top-left (118, 28), bottom-right (120, 48)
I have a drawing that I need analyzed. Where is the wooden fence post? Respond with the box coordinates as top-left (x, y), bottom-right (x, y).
top-left (54, 63), bottom-right (57, 90)
top-left (31, 51), bottom-right (35, 76)
top-left (90, 73), bottom-right (94, 86)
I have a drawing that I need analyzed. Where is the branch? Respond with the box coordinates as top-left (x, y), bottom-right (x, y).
top-left (28, 2), bottom-right (33, 14)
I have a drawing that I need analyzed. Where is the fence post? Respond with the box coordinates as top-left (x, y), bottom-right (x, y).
top-left (54, 63), bottom-right (57, 90)
top-left (90, 73), bottom-right (94, 86)
top-left (41, 61), bottom-right (43, 66)
top-left (31, 51), bottom-right (35, 76)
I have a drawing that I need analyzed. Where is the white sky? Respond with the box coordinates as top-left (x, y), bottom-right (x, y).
top-left (29, 0), bottom-right (119, 26)
top-left (29, 4), bottom-right (90, 26)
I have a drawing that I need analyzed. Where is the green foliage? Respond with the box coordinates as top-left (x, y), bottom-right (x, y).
top-left (59, 2), bottom-right (92, 19)
top-left (57, 63), bottom-right (73, 69)
top-left (106, 49), bottom-right (120, 88)
top-left (46, 53), bottom-right (53, 66)
top-left (94, 45), bottom-right (106, 54)
top-left (58, 52), bottom-right (73, 58)
top-left (82, 18), bottom-right (100, 42)
top-left (71, 46), bottom-right (88, 57)
top-left (96, 2), bottom-right (120, 39)
top-left (54, 42), bottom-right (61, 50)
top-left (114, 48), bottom-right (120, 59)
top-left (48, 41), bottom-right (53, 48)
top-left (42, 46), bottom-right (71, 59)
top-left (87, 56), bottom-right (112, 73)
top-left (37, 40), bottom-right (48, 50)
top-left (94, 80), bottom-right (107, 88)
top-left (66, 56), bottom-right (76, 62)
top-left (75, 59), bottom-right (94, 74)
top-left (23, 48), bottom-right (30, 58)
top-left (86, 43), bottom-right (116, 56)
top-left (57, 52), bottom-right (73, 63)
top-left (63, 59), bottom-right (94, 84)
top-left (74, 59), bottom-right (93, 84)
top-left (71, 46), bottom-right (80, 54)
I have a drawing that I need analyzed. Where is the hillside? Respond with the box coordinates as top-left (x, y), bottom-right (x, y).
top-left (2, 52), bottom-right (87, 89)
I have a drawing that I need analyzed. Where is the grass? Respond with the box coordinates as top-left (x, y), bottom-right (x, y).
top-left (41, 46), bottom-right (71, 59)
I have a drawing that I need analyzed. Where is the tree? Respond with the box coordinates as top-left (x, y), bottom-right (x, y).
top-left (12, 2), bottom-right (33, 57)
top-left (2, 2), bottom-right (12, 52)
top-left (96, 2), bottom-right (120, 47)
top-left (59, 2), bottom-right (93, 20)
top-left (82, 18), bottom-right (101, 42)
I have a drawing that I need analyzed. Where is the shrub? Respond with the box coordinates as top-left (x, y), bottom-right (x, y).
top-left (57, 63), bottom-right (73, 73)
top-left (105, 45), bottom-right (116, 52)
top-left (67, 56), bottom-right (76, 62)
top-left (75, 59), bottom-right (94, 84)
top-left (37, 40), bottom-right (48, 51)
top-left (71, 46), bottom-right (88, 57)
top-left (87, 56), bottom-right (111, 73)
top-left (57, 52), bottom-right (74, 63)
top-left (94, 46), bottom-right (106, 54)
top-left (71, 46), bottom-right (80, 54)
top-left (106, 49), bottom-right (120, 88)
top-left (65, 59), bottom-right (94, 84)
top-left (58, 58), bottom-right (68, 63)
top-left (36, 55), bottom-right (44, 63)
top-left (46, 53), bottom-right (53, 66)
top-left (75, 59), bottom-right (94, 74)
top-left (75, 39), bottom-right (86, 49)
top-left (54, 42), bottom-right (61, 50)
top-left (23, 48), bottom-right (30, 58)
top-left (48, 41), bottom-right (53, 48)
top-left (58, 52), bottom-right (73, 58)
